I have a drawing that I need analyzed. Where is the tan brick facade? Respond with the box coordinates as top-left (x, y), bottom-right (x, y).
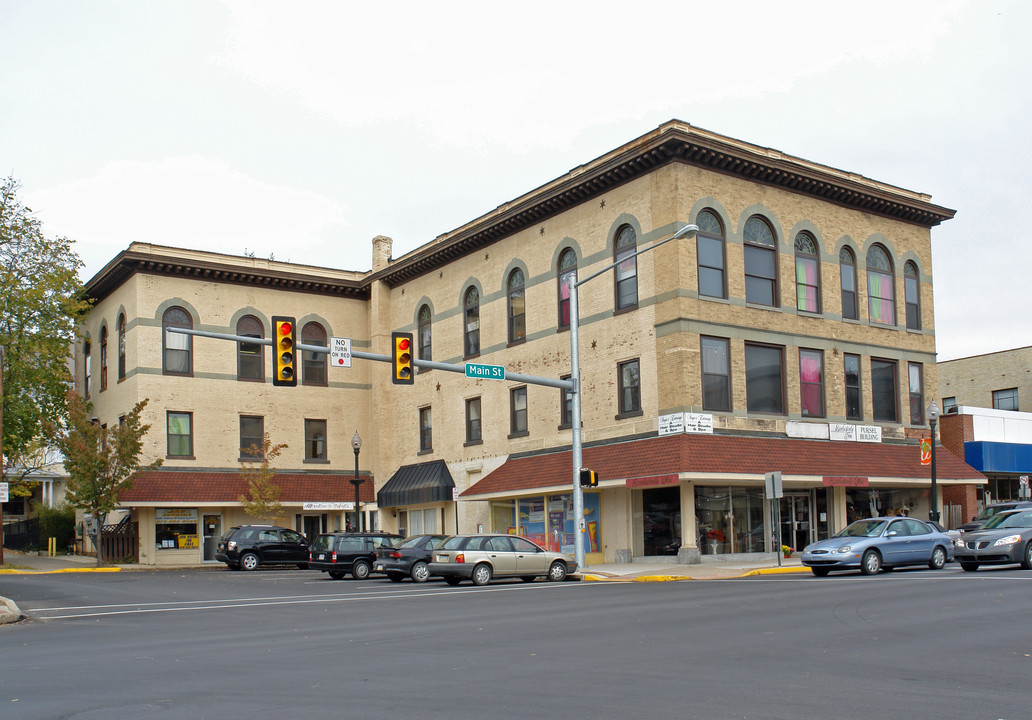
top-left (937, 346), bottom-right (1032, 411)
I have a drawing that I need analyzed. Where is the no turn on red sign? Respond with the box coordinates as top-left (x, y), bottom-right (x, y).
top-left (330, 337), bottom-right (352, 368)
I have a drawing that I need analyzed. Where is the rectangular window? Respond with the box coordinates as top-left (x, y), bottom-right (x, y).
top-left (993, 388), bottom-right (1019, 411)
top-left (701, 337), bottom-right (731, 412)
top-left (466, 397), bottom-right (482, 444)
top-left (697, 236), bottom-right (726, 298)
top-left (510, 386), bottom-right (528, 436)
top-left (844, 354), bottom-right (862, 420)
top-left (905, 274), bottom-right (921, 330)
top-left (745, 344), bottom-right (784, 414)
top-left (799, 349), bottom-right (825, 418)
top-left (795, 257), bottom-right (820, 313)
top-left (908, 363), bottom-right (924, 425)
top-left (618, 359), bottom-right (642, 416)
top-left (942, 396), bottom-right (957, 413)
top-left (167, 411), bottom-right (193, 458)
top-left (305, 419), bottom-right (327, 460)
top-left (240, 415), bottom-right (264, 459)
top-left (559, 374), bottom-right (573, 428)
top-left (744, 246), bottom-right (777, 306)
top-left (871, 359), bottom-right (898, 423)
top-left (419, 406), bottom-right (432, 452)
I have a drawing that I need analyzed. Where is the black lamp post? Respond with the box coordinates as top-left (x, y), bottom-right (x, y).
top-left (927, 401), bottom-right (940, 522)
top-left (350, 431), bottom-right (363, 532)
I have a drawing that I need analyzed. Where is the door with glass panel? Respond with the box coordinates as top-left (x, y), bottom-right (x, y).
top-left (778, 493), bottom-right (813, 553)
top-left (202, 515), bottom-right (221, 561)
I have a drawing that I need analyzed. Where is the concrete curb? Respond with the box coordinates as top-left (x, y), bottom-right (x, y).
top-left (579, 566), bottom-right (812, 582)
top-left (0, 596), bottom-right (24, 624)
top-left (0, 567), bottom-right (123, 575)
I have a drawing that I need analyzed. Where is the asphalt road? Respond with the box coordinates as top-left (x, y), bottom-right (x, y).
top-left (1, 565), bottom-right (1029, 720)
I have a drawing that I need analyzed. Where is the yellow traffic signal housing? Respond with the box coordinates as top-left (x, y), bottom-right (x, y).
top-left (579, 468), bottom-right (599, 487)
top-left (272, 316), bottom-right (297, 386)
top-left (392, 332), bottom-right (414, 385)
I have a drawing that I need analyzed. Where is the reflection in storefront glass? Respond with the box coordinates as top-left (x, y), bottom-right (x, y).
top-left (491, 494), bottom-right (601, 554)
top-left (695, 487), bottom-right (768, 555)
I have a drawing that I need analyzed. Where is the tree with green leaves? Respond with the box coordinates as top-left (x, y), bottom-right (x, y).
top-left (1, 175), bottom-right (90, 497)
top-left (49, 391), bottom-right (161, 566)
top-left (239, 434), bottom-right (286, 522)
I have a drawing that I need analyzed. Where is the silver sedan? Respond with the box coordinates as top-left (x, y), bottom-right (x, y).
top-left (955, 509), bottom-right (1032, 571)
top-left (429, 534), bottom-right (577, 585)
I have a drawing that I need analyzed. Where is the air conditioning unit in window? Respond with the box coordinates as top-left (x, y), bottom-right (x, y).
top-left (944, 405), bottom-right (959, 414)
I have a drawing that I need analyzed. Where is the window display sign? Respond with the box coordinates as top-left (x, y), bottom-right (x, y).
top-left (156, 508), bottom-right (198, 522)
top-left (178, 534), bottom-right (200, 549)
top-left (518, 493), bottom-right (601, 554)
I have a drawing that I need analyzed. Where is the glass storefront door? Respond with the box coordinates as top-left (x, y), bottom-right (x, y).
top-left (778, 494), bottom-right (812, 552)
top-left (202, 514), bottom-right (221, 561)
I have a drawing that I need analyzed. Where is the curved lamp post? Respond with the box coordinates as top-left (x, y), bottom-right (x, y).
top-left (351, 431), bottom-right (363, 532)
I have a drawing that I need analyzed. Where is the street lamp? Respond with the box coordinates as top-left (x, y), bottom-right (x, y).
top-left (351, 431), bottom-right (363, 532)
top-left (927, 401), bottom-right (939, 522)
top-left (567, 223), bottom-right (699, 570)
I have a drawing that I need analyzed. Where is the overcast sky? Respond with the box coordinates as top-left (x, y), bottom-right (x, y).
top-left (2, 0), bottom-right (1028, 362)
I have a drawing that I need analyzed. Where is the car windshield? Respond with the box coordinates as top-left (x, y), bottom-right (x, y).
top-left (982, 511), bottom-right (1032, 530)
top-left (835, 520), bottom-right (888, 538)
top-left (974, 505), bottom-right (1013, 523)
top-left (398, 536), bottom-right (427, 549)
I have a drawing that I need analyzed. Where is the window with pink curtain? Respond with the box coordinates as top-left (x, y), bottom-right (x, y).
top-left (799, 349), bottom-right (824, 417)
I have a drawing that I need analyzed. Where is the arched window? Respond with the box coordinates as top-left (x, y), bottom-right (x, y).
top-left (614, 225), bottom-right (638, 310)
top-left (557, 248), bottom-right (577, 329)
top-left (418, 305), bottom-right (432, 363)
top-left (866, 245), bottom-right (895, 325)
top-left (302, 322), bottom-right (327, 386)
top-left (100, 325), bottom-right (108, 391)
top-left (839, 247), bottom-right (859, 320)
top-left (236, 315), bottom-right (264, 381)
top-left (696, 210), bottom-right (726, 299)
top-left (83, 338), bottom-right (92, 398)
top-left (794, 232), bottom-right (820, 313)
top-left (744, 216), bottom-right (778, 306)
top-left (117, 314), bottom-right (126, 381)
top-left (508, 268), bottom-right (526, 344)
top-left (464, 286), bottom-right (480, 358)
top-left (162, 306), bottom-right (192, 376)
top-left (904, 261), bottom-right (921, 330)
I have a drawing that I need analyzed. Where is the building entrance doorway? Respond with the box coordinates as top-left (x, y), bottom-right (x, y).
top-left (202, 515), bottom-right (221, 561)
top-left (642, 486), bottom-right (681, 555)
top-left (779, 493), bottom-right (813, 552)
top-left (302, 515), bottom-right (322, 542)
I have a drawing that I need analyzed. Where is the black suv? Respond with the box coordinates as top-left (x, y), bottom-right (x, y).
top-left (215, 525), bottom-right (310, 570)
top-left (309, 532), bottom-right (402, 579)
top-left (959, 501), bottom-right (1032, 532)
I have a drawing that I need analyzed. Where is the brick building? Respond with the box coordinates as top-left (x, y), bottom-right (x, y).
top-left (78, 120), bottom-right (983, 566)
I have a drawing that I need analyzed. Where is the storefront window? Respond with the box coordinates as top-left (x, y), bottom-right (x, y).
top-left (696, 487), bottom-right (768, 554)
top-left (492, 493), bottom-right (602, 555)
top-left (845, 488), bottom-right (925, 523)
top-left (155, 508), bottom-right (199, 550)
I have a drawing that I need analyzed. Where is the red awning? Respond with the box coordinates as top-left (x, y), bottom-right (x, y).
top-left (119, 470), bottom-right (375, 504)
top-left (462, 433), bottom-right (985, 498)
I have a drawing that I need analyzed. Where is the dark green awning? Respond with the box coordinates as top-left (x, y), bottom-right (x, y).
top-left (377, 460), bottom-right (455, 509)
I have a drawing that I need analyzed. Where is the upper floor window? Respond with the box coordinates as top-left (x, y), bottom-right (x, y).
top-left (799, 349), bottom-right (825, 418)
top-left (871, 358), bottom-right (898, 423)
top-left (904, 261), bottom-right (921, 330)
top-left (845, 353), bottom-right (862, 420)
top-left (794, 232), bottom-right (820, 313)
top-left (993, 387), bottom-right (1018, 411)
top-left (302, 322), bottom-right (327, 386)
top-left (510, 386), bottom-right (529, 436)
top-left (99, 325), bottom-right (108, 391)
top-left (239, 415), bottom-right (264, 460)
top-left (464, 287), bottom-right (480, 358)
top-left (305, 419), bottom-right (327, 460)
top-left (559, 374), bottom-right (573, 428)
top-left (166, 411), bottom-right (193, 458)
top-left (236, 315), bottom-right (264, 381)
top-left (614, 225), bottom-right (638, 311)
top-left (466, 397), bottom-right (482, 444)
top-left (557, 249), bottom-right (577, 329)
top-left (162, 306), bottom-right (193, 376)
top-left (745, 343), bottom-right (784, 414)
top-left (418, 305), bottom-right (432, 363)
top-left (908, 362), bottom-right (924, 425)
top-left (840, 247), bottom-right (859, 320)
top-left (83, 338), bottom-right (92, 399)
top-left (744, 216), bottom-right (777, 306)
top-left (701, 336), bottom-right (731, 412)
top-left (866, 245), bottom-right (895, 325)
top-left (697, 210), bottom-right (726, 299)
top-left (117, 314), bottom-right (126, 381)
top-left (419, 406), bottom-right (433, 453)
top-left (617, 359), bottom-right (642, 417)
top-left (508, 268), bottom-right (526, 344)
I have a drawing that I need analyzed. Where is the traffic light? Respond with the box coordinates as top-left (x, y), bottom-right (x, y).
top-left (392, 332), bottom-right (414, 385)
top-left (579, 468), bottom-right (598, 487)
top-left (272, 316), bottom-right (297, 386)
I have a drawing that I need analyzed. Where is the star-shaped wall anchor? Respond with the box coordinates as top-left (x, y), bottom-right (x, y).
top-left (439, 271), bottom-right (443, 279)
top-left (436, 383), bottom-right (441, 391)
top-left (591, 340), bottom-right (597, 349)
top-left (600, 199), bottom-right (606, 209)
top-left (485, 252), bottom-right (489, 261)
top-left (540, 227), bottom-right (545, 235)
top-left (401, 288), bottom-right (405, 295)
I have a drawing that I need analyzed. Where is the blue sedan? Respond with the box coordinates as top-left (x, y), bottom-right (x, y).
top-left (801, 517), bottom-right (955, 576)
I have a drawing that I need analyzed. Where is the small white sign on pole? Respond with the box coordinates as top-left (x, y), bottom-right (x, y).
top-left (330, 337), bottom-right (352, 368)
top-left (0, 482), bottom-right (8, 503)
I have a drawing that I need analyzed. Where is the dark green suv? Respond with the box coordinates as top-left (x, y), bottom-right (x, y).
top-left (308, 532), bottom-right (403, 579)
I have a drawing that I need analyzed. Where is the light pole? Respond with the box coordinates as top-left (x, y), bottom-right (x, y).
top-left (351, 431), bottom-right (363, 532)
top-left (927, 401), bottom-right (939, 522)
top-left (567, 223), bottom-right (699, 570)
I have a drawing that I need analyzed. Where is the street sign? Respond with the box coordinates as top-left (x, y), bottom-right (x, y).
top-left (0, 482), bottom-right (7, 502)
top-left (465, 362), bottom-right (505, 380)
top-left (330, 337), bottom-right (352, 368)
top-left (920, 438), bottom-right (932, 465)
top-left (764, 471), bottom-right (783, 499)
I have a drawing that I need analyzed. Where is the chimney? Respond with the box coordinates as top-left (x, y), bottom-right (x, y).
top-left (372, 235), bottom-right (393, 272)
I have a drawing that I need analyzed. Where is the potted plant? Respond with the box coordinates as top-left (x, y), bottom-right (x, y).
top-left (782, 545), bottom-right (795, 558)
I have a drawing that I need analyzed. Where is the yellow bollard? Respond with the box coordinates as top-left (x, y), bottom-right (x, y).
top-left (48, 537), bottom-right (56, 556)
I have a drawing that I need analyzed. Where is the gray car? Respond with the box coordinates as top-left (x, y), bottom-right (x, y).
top-left (429, 533), bottom-right (577, 585)
top-left (954, 509), bottom-right (1032, 571)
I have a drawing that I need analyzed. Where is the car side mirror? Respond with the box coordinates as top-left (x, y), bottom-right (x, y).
top-left (885, 530), bottom-right (898, 538)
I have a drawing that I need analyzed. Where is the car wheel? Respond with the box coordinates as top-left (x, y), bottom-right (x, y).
top-left (811, 567), bottom-right (830, 577)
top-left (352, 561), bottom-right (371, 580)
top-left (387, 574), bottom-right (404, 583)
top-left (470, 563), bottom-right (493, 586)
top-left (547, 561), bottom-right (567, 582)
top-left (928, 546), bottom-right (947, 570)
top-left (444, 576), bottom-right (462, 586)
top-left (1022, 542), bottom-right (1032, 570)
top-left (240, 552), bottom-right (260, 571)
top-left (329, 570), bottom-right (346, 580)
top-left (959, 561), bottom-right (979, 572)
top-left (520, 576), bottom-right (536, 583)
top-left (860, 549), bottom-right (881, 575)
top-left (410, 561), bottom-right (430, 583)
